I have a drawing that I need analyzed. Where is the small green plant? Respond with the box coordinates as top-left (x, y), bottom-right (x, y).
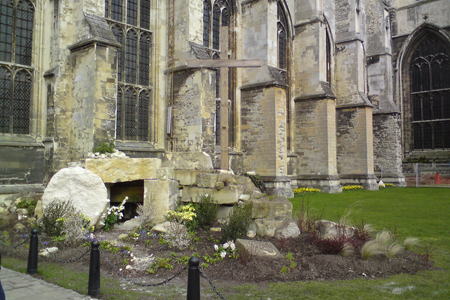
top-left (221, 203), bottom-right (253, 242)
top-left (3, 231), bottom-right (10, 246)
top-left (16, 198), bottom-right (37, 217)
top-left (201, 262), bottom-right (209, 268)
top-left (123, 258), bottom-right (129, 265)
top-left (93, 140), bottom-right (115, 154)
top-left (175, 256), bottom-right (190, 265)
top-left (194, 194), bottom-right (219, 228)
top-left (361, 240), bottom-right (384, 260)
top-left (281, 265), bottom-right (289, 274)
top-left (148, 257), bottom-right (173, 274)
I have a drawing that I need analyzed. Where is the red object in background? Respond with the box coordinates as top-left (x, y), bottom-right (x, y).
top-left (435, 173), bottom-right (440, 184)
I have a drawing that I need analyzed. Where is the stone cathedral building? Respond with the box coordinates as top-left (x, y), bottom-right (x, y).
top-left (1, 0), bottom-right (449, 199)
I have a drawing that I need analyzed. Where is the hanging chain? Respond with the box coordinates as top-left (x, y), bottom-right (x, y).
top-left (99, 247), bottom-right (188, 287)
top-left (0, 235), bottom-right (29, 249)
top-left (37, 235), bottom-right (90, 263)
top-left (199, 265), bottom-right (228, 300)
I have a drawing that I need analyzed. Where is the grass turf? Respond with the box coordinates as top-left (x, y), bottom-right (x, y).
top-left (2, 187), bottom-right (449, 299)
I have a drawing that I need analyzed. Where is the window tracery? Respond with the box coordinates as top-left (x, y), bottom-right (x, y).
top-left (105, 0), bottom-right (152, 141)
top-left (409, 33), bottom-right (450, 150)
top-left (0, 0), bottom-right (34, 134)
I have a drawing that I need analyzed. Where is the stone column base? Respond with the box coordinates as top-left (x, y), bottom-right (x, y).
top-left (296, 175), bottom-right (342, 194)
top-left (376, 173), bottom-right (407, 187)
top-left (260, 176), bottom-right (294, 198)
top-left (339, 174), bottom-right (379, 190)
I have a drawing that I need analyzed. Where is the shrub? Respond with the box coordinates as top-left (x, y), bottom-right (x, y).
top-left (40, 200), bottom-right (90, 242)
top-left (165, 204), bottom-right (197, 232)
top-left (221, 203), bottom-right (252, 242)
top-left (313, 236), bottom-right (347, 255)
top-left (295, 196), bottom-right (324, 233)
top-left (162, 221), bottom-right (192, 250)
top-left (136, 202), bottom-right (156, 225)
top-left (194, 194), bottom-right (219, 228)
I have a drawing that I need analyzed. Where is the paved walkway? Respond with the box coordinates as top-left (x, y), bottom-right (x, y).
top-left (0, 268), bottom-right (94, 300)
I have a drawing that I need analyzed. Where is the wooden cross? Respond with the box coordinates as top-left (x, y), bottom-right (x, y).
top-left (186, 26), bottom-right (262, 170)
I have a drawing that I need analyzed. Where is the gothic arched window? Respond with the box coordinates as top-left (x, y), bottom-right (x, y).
top-left (0, 0), bottom-right (34, 134)
top-left (277, 3), bottom-right (287, 70)
top-left (203, 0), bottom-right (229, 50)
top-left (106, 0), bottom-right (152, 141)
top-left (409, 33), bottom-right (450, 150)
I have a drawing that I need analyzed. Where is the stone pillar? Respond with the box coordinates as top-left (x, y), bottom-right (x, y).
top-left (144, 179), bottom-right (179, 224)
top-left (365, 0), bottom-right (406, 186)
top-left (240, 86), bottom-right (293, 198)
top-left (239, 1), bottom-right (292, 197)
top-left (334, 0), bottom-right (378, 190)
top-left (291, 0), bottom-right (341, 193)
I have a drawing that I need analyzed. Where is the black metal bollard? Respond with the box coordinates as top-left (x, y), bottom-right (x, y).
top-left (27, 228), bottom-right (39, 274)
top-left (187, 256), bottom-right (200, 300)
top-left (88, 240), bottom-right (100, 297)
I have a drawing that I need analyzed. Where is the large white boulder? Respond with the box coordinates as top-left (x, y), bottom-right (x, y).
top-left (42, 167), bottom-right (108, 226)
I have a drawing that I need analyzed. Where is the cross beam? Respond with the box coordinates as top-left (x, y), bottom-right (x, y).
top-left (185, 26), bottom-right (262, 170)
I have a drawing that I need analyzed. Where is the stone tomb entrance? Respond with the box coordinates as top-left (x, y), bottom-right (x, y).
top-left (108, 180), bottom-right (144, 221)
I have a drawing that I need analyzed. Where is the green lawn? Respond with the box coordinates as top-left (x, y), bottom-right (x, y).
top-left (3, 187), bottom-right (450, 299)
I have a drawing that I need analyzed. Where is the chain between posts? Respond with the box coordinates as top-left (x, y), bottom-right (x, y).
top-left (0, 236), bottom-right (29, 248)
top-left (37, 235), bottom-right (90, 263)
top-left (199, 265), bottom-right (228, 300)
top-left (99, 247), bottom-right (188, 287)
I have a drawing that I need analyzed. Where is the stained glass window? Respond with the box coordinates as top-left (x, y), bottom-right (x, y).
top-left (0, 0), bottom-right (34, 134)
top-left (277, 3), bottom-right (287, 70)
top-left (410, 33), bottom-right (450, 150)
top-left (106, 0), bottom-right (152, 141)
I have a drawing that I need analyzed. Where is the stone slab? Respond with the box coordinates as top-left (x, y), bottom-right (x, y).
top-left (86, 158), bottom-right (161, 183)
top-left (181, 187), bottom-right (239, 204)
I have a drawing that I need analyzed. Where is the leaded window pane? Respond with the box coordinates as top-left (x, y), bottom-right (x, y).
top-left (112, 25), bottom-right (123, 82)
top-left (0, 67), bottom-right (11, 133)
top-left (221, 7), bottom-right (228, 26)
top-left (124, 88), bottom-right (136, 140)
top-left (140, 0), bottom-right (150, 29)
top-left (212, 4), bottom-right (220, 50)
top-left (0, 0), bottom-right (14, 63)
top-left (410, 33), bottom-right (450, 150)
top-left (203, 0), bottom-right (211, 47)
top-left (15, 0), bottom-right (34, 66)
top-left (138, 90), bottom-right (149, 141)
top-left (125, 30), bottom-right (137, 84)
top-left (127, 0), bottom-right (138, 26)
top-left (139, 33), bottom-right (151, 86)
top-left (111, 0), bottom-right (123, 21)
top-left (434, 122), bottom-right (443, 149)
top-left (277, 3), bottom-right (287, 70)
top-left (444, 121), bottom-right (450, 148)
top-left (116, 87), bottom-right (122, 139)
top-left (12, 70), bottom-right (30, 134)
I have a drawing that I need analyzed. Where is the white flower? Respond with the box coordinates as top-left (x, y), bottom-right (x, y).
top-left (205, 194), bottom-right (209, 197)
top-left (223, 242), bottom-right (229, 249)
top-left (230, 242), bottom-right (236, 251)
top-left (214, 244), bottom-right (219, 252)
top-left (220, 251), bottom-right (226, 258)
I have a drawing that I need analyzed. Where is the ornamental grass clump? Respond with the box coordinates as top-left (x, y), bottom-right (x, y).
top-left (403, 237), bottom-right (420, 251)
